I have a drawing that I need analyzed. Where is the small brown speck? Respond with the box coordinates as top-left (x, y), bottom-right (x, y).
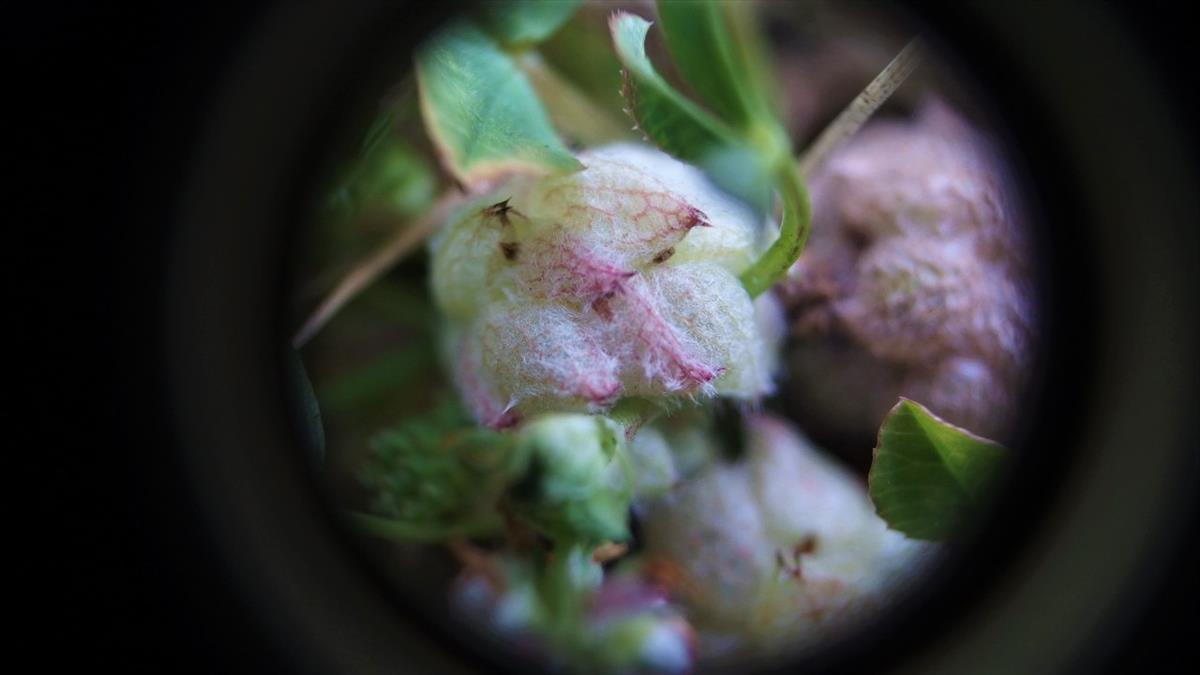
top-left (652, 247), bottom-right (675, 264)
top-left (592, 292), bottom-right (616, 320)
top-left (500, 241), bottom-right (519, 261)
top-left (794, 535), bottom-right (818, 557)
top-left (484, 198), bottom-right (522, 227)
top-left (484, 198), bottom-right (511, 216)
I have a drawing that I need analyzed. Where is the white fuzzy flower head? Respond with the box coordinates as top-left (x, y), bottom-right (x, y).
top-left (431, 143), bottom-right (779, 427)
top-left (641, 413), bottom-right (933, 653)
top-left (783, 98), bottom-right (1035, 438)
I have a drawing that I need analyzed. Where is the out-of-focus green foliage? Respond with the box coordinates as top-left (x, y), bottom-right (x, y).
top-left (360, 399), bottom-right (517, 531)
top-left (310, 281), bottom-right (439, 419)
top-left (519, 51), bottom-right (632, 146)
top-left (538, 6), bottom-right (627, 113)
top-left (476, 0), bottom-right (582, 48)
top-left (869, 398), bottom-right (1006, 540)
top-left (656, 0), bottom-right (775, 130)
top-left (327, 109), bottom-right (437, 224)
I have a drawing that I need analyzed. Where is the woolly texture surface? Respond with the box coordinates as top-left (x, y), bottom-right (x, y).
top-left (782, 98), bottom-right (1035, 439)
top-left (431, 143), bottom-right (779, 427)
top-left (641, 413), bottom-right (930, 651)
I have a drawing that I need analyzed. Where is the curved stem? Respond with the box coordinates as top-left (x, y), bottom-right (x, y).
top-left (738, 158), bottom-right (812, 298)
top-left (736, 39), bottom-right (919, 299)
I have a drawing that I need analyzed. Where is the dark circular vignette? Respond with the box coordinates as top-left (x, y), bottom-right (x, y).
top-left (149, 2), bottom-right (1198, 675)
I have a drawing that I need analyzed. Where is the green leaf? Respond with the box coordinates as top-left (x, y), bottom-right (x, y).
top-left (359, 399), bottom-right (518, 534)
top-left (327, 128), bottom-right (436, 223)
top-left (655, 0), bottom-right (774, 130)
top-left (609, 12), bottom-right (737, 161)
top-left (476, 0), bottom-right (582, 48)
top-left (416, 21), bottom-right (582, 186)
top-left (609, 12), bottom-right (772, 215)
top-left (869, 398), bottom-right (1007, 541)
top-left (288, 350), bottom-right (325, 464)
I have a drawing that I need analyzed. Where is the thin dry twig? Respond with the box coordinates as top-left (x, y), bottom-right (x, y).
top-left (292, 192), bottom-right (462, 347)
top-left (797, 39), bottom-right (923, 178)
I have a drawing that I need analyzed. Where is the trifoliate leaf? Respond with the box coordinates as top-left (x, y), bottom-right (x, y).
top-left (868, 398), bottom-right (1006, 541)
top-left (416, 21), bottom-right (582, 187)
top-left (476, 0), bottom-right (583, 48)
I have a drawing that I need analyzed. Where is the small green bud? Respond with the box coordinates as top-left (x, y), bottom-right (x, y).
top-left (509, 413), bottom-right (632, 543)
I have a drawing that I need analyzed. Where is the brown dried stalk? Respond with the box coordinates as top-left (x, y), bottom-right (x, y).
top-left (293, 191), bottom-right (462, 347)
top-left (797, 39), bottom-right (923, 178)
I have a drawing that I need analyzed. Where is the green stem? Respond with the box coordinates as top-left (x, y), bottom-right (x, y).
top-left (738, 158), bottom-right (812, 298)
top-left (736, 40), bottom-right (919, 300)
top-left (537, 539), bottom-right (594, 651)
top-left (347, 511), bottom-right (503, 542)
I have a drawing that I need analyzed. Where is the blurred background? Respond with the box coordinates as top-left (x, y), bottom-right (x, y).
top-left (11, 2), bottom-right (1197, 672)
